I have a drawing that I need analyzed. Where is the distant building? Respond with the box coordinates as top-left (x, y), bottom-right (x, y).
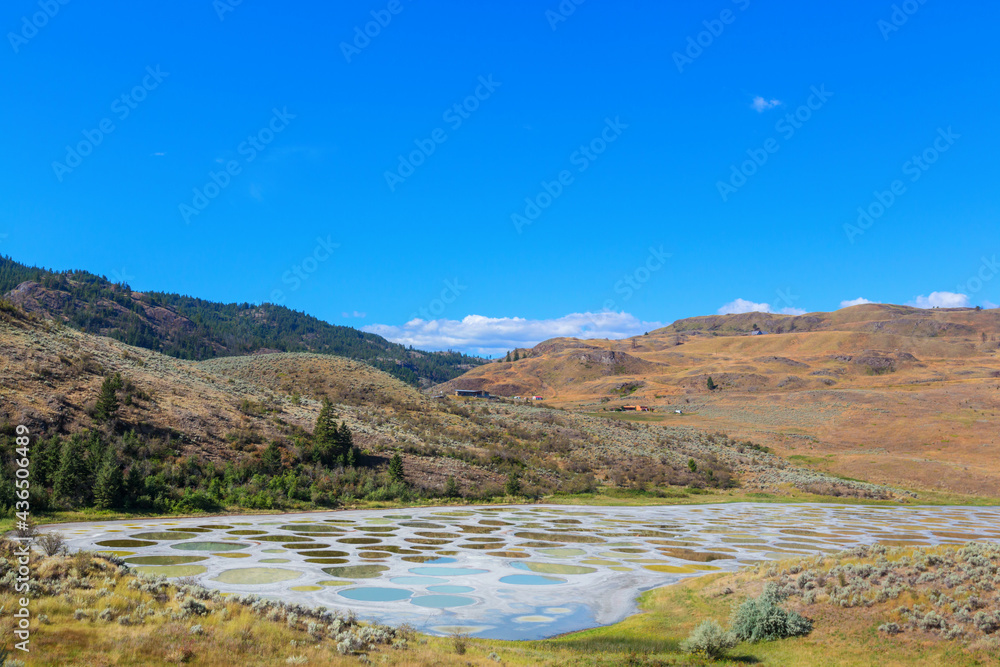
top-left (455, 389), bottom-right (491, 398)
top-left (622, 405), bottom-right (653, 412)
top-left (750, 329), bottom-right (767, 336)
top-left (531, 396), bottom-right (543, 401)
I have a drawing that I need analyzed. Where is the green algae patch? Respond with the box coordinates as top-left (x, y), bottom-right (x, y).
top-left (321, 564), bottom-right (390, 579)
top-left (514, 532), bottom-right (603, 544)
top-left (131, 532), bottom-right (200, 541)
top-left (171, 542), bottom-right (249, 552)
top-left (97, 539), bottom-right (156, 548)
top-left (125, 555), bottom-right (208, 566)
top-left (134, 564), bottom-right (207, 577)
top-left (213, 568), bottom-right (304, 585)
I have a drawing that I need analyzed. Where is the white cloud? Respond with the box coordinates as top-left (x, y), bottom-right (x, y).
top-left (363, 311), bottom-right (666, 356)
top-left (982, 300), bottom-right (998, 310)
top-left (342, 311), bottom-right (367, 319)
top-left (717, 298), bottom-right (804, 316)
top-left (840, 297), bottom-right (874, 308)
top-left (910, 291), bottom-right (970, 309)
top-left (751, 96), bottom-right (782, 112)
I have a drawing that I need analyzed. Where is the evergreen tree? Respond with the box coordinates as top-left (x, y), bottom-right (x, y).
top-left (313, 399), bottom-right (341, 466)
top-left (261, 442), bottom-right (283, 475)
top-left (124, 465), bottom-right (144, 507)
top-left (93, 447), bottom-right (124, 509)
top-left (388, 452), bottom-right (404, 482)
top-left (54, 436), bottom-right (90, 505)
top-left (444, 476), bottom-right (460, 498)
top-left (0, 463), bottom-right (14, 515)
top-left (513, 350), bottom-right (520, 361)
top-left (706, 376), bottom-right (717, 391)
top-left (94, 373), bottom-right (123, 423)
top-left (504, 351), bottom-right (511, 362)
top-left (505, 473), bottom-right (521, 497)
top-left (337, 421), bottom-right (353, 453)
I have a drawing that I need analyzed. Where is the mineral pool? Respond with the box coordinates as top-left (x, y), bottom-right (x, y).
top-left (49, 503), bottom-right (1000, 639)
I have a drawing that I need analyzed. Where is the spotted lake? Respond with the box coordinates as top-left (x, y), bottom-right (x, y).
top-left (49, 503), bottom-right (1000, 639)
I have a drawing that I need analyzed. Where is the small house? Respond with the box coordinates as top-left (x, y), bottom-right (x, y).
top-left (455, 389), bottom-right (491, 399)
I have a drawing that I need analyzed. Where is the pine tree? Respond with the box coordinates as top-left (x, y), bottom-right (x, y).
top-left (54, 436), bottom-right (90, 505)
top-left (505, 351), bottom-right (511, 362)
top-left (94, 373), bottom-right (122, 423)
top-left (388, 452), bottom-right (404, 482)
top-left (505, 473), bottom-right (521, 497)
top-left (124, 465), bottom-right (144, 507)
top-left (313, 398), bottom-right (341, 466)
top-left (444, 476), bottom-right (459, 498)
top-left (707, 376), bottom-right (717, 391)
top-left (513, 350), bottom-right (520, 361)
top-left (261, 442), bottom-right (283, 475)
top-left (0, 463), bottom-right (14, 515)
top-left (93, 447), bottom-right (124, 509)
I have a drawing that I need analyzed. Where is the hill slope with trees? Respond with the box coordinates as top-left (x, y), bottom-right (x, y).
top-left (0, 255), bottom-right (483, 387)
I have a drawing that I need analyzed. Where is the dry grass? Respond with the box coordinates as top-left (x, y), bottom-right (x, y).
top-left (434, 304), bottom-right (1000, 497)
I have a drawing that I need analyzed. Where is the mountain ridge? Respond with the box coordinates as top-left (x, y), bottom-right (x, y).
top-left (0, 255), bottom-right (484, 387)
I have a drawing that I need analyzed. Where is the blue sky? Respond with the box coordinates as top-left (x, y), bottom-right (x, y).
top-left (2, 0), bottom-right (998, 355)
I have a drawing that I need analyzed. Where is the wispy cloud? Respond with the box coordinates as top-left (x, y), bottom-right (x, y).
top-left (342, 310), bottom-right (367, 319)
top-left (363, 311), bottom-right (665, 356)
top-left (983, 300), bottom-right (998, 310)
top-left (751, 96), bottom-right (782, 112)
top-left (910, 291), bottom-right (970, 309)
top-left (718, 298), bottom-right (804, 316)
top-left (840, 297), bottom-right (874, 308)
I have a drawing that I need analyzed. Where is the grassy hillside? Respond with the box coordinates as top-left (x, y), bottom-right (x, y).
top-left (0, 302), bottom-right (924, 528)
top-left (436, 304), bottom-right (1000, 497)
top-left (0, 255), bottom-right (484, 387)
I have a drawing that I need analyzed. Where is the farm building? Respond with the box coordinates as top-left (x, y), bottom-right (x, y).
top-left (455, 389), bottom-right (491, 398)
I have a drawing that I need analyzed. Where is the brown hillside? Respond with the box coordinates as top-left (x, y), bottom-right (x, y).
top-left (435, 304), bottom-right (1000, 495)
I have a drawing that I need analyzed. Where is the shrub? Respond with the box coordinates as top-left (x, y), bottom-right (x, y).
top-left (731, 583), bottom-right (812, 643)
top-left (680, 619), bottom-right (737, 659)
top-left (451, 632), bottom-right (469, 655)
top-left (37, 531), bottom-right (67, 556)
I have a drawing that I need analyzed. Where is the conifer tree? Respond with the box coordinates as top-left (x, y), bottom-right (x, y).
top-left (93, 447), bottom-right (124, 509)
top-left (313, 398), bottom-right (341, 466)
top-left (54, 436), bottom-right (89, 505)
top-left (0, 463), bottom-right (14, 515)
top-left (261, 442), bottom-right (282, 475)
top-left (388, 452), bottom-right (404, 482)
top-left (94, 373), bottom-right (123, 423)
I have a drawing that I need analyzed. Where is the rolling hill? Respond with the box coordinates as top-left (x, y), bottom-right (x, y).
top-left (435, 304), bottom-right (1000, 495)
top-left (0, 255), bottom-right (484, 387)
